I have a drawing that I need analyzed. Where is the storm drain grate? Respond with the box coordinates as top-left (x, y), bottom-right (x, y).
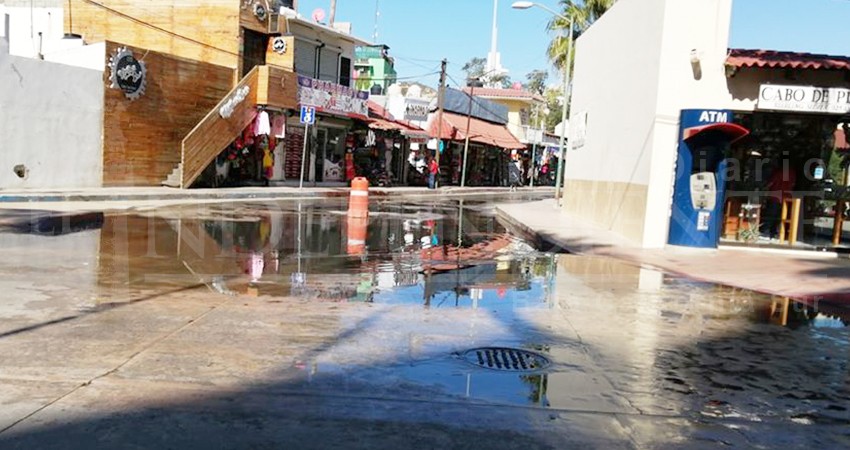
top-left (459, 347), bottom-right (551, 372)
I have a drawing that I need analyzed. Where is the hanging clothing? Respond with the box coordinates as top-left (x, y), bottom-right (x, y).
top-left (272, 113), bottom-right (286, 138)
top-left (249, 252), bottom-right (264, 282)
top-left (255, 110), bottom-right (271, 136)
top-left (262, 148), bottom-right (274, 179)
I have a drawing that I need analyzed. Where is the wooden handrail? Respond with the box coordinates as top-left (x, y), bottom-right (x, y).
top-left (180, 66), bottom-right (261, 188)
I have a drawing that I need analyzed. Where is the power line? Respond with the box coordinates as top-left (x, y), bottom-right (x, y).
top-left (393, 56), bottom-right (442, 72)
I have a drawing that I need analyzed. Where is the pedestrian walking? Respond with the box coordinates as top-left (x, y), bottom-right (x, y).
top-left (509, 156), bottom-right (522, 192)
top-left (428, 157), bottom-right (439, 189)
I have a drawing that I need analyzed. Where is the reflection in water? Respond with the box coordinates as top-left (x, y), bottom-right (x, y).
top-left (95, 200), bottom-right (558, 309)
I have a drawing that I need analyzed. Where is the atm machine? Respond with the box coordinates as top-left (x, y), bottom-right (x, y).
top-left (668, 109), bottom-right (749, 248)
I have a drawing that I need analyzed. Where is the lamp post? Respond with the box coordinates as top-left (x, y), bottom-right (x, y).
top-left (512, 1), bottom-right (573, 205)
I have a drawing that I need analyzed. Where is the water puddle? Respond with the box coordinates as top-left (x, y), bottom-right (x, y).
top-left (1, 196), bottom-right (848, 425)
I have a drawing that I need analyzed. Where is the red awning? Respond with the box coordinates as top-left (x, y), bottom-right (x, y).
top-left (428, 112), bottom-right (524, 150)
top-left (726, 49), bottom-right (850, 72)
top-left (367, 118), bottom-right (406, 132)
top-left (683, 122), bottom-right (750, 144)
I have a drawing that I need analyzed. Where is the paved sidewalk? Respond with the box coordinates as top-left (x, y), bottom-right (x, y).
top-left (498, 199), bottom-right (850, 303)
top-left (0, 186), bottom-right (554, 205)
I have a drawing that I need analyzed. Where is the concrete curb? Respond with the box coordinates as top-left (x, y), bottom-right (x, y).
top-left (0, 187), bottom-right (555, 204)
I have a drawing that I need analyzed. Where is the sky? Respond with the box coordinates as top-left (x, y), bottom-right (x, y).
top-left (295, 0), bottom-right (850, 90)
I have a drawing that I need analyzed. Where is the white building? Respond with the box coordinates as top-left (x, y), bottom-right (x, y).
top-left (1, 1), bottom-right (105, 189)
top-left (565, 0), bottom-right (850, 251)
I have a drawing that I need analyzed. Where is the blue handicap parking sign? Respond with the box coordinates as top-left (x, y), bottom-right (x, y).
top-left (300, 106), bottom-right (316, 125)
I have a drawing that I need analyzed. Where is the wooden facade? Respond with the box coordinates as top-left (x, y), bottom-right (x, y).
top-left (256, 65), bottom-right (299, 109)
top-left (65, 1), bottom-right (323, 187)
top-left (264, 35), bottom-right (295, 72)
top-left (66, 0), bottom-right (241, 68)
top-left (103, 41), bottom-right (234, 186)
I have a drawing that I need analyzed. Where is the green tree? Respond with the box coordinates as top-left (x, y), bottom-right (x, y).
top-left (490, 73), bottom-right (513, 89)
top-left (543, 87), bottom-right (564, 132)
top-left (525, 70), bottom-right (548, 95)
top-left (462, 57), bottom-right (487, 82)
top-left (547, 0), bottom-right (617, 71)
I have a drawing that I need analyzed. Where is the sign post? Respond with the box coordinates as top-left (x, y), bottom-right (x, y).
top-left (299, 106), bottom-right (316, 190)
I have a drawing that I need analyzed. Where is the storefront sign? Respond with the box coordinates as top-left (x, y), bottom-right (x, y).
top-left (253, 2), bottom-right (267, 20)
top-left (570, 111), bottom-right (587, 150)
top-left (108, 47), bottom-right (146, 101)
top-left (272, 37), bottom-right (288, 54)
top-left (758, 84), bottom-right (850, 114)
top-left (404, 98), bottom-right (430, 122)
top-left (219, 86), bottom-right (250, 119)
top-left (297, 76), bottom-right (369, 117)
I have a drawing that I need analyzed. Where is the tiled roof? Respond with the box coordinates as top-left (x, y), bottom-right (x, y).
top-left (726, 49), bottom-right (850, 72)
top-left (429, 112), bottom-right (525, 149)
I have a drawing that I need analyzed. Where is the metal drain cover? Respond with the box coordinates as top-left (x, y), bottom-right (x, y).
top-left (460, 347), bottom-right (551, 372)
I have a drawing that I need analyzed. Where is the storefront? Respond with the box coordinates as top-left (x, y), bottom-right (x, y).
top-left (564, 0), bottom-right (850, 251)
top-left (283, 76), bottom-right (371, 186)
top-left (365, 101), bottom-right (429, 186)
top-left (719, 71), bottom-right (850, 250)
top-left (428, 111), bottom-right (525, 187)
top-left (196, 75), bottom-right (371, 187)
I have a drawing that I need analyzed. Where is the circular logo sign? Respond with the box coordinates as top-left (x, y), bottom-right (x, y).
top-left (272, 37), bottom-right (287, 54)
top-left (108, 47), bottom-right (147, 101)
top-left (254, 2), bottom-right (267, 20)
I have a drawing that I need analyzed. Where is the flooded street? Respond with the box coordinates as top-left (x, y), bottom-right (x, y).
top-left (0, 195), bottom-right (848, 448)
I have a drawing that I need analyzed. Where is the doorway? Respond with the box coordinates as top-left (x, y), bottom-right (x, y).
top-left (724, 112), bottom-right (847, 250)
top-left (242, 29), bottom-right (268, 78)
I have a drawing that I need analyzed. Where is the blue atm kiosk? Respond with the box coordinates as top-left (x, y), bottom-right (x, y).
top-left (668, 109), bottom-right (749, 248)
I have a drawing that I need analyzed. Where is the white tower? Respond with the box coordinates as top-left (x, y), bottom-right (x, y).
top-left (484, 0), bottom-right (508, 87)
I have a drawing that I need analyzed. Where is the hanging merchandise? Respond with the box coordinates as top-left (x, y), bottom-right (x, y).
top-left (284, 127), bottom-right (305, 179)
top-left (366, 130), bottom-right (376, 147)
top-left (256, 109), bottom-right (271, 136)
top-left (273, 113), bottom-right (286, 138)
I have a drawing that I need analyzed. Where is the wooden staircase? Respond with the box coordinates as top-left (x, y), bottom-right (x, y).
top-left (177, 67), bottom-right (261, 188)
top-left (161, 163), bottom-right (183, 187)
top-left (171, 65), bottom-right (298, 188)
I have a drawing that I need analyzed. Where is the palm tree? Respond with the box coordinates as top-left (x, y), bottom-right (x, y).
top-left (547, 0), bottom-right (617, 71)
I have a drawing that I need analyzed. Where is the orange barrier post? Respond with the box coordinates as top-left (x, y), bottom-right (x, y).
top-left (349, 177), bottom-right (369, 219)
top-left (347, 215), bottom-right (368, 255)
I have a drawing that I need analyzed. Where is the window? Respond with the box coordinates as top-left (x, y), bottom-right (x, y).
top-left (340, 57), bottom-right (352, 87)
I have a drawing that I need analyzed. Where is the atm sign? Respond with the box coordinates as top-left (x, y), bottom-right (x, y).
top-left (698, 110), bottom-right (728, 123)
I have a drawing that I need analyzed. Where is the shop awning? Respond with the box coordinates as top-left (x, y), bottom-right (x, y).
top-left (683, 122), bottom-right (750, 144)
top-left (429, 112), bottom-right (525, 150)
top-left (726, 49), bottom-right (850, 72)
top-left (367, 100), bottom-right (429, 139)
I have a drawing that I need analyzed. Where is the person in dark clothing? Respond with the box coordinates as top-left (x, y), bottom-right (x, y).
top-left (761, 161), bottom-right (797, 239)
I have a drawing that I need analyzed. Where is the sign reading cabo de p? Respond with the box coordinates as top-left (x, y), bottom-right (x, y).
top-left (758, 84), bottom-right (850, 114)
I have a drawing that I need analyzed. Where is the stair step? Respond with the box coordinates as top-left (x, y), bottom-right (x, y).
top-left (162, 163), bottom-right (183, 188)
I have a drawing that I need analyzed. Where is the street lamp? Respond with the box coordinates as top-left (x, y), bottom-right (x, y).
top-left (512, 1), bottom-right (573, 205)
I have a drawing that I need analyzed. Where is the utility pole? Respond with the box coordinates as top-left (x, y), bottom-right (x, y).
top-left (435, 59), bottom-right (447, 188)
top-left (461, 83), bottom-right (476, 188)
top-left (530, 104), bottom-right (540, 188)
